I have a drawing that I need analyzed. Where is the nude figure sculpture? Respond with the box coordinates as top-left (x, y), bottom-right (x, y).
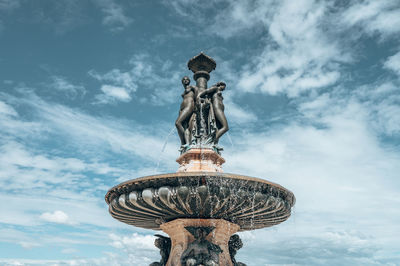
top-left (175, 76), bottom-right (196, 149)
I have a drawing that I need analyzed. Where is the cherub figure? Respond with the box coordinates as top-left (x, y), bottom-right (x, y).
top-left (175, 76), bottom-right (196, 149)
top-left (228, 234), bottom-right (246, 266)
top-left (181, 227), bottom-right (222, 266)
top-left (150, 234), bottom-right (171, 266)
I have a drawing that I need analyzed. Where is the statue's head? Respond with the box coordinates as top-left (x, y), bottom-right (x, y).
top-left (230, 234), bottom-right (240, 243)
top-left (218, 82), bottom-right (226, 90)
top-left (229, 234), bottom-right (243, 249)
top-left (182, 76), bottom-right (190, 86)
top-left (154, 238), bottom-right (163, 248)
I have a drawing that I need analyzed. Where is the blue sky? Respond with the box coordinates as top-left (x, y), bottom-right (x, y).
top-left (0, 0), bottom-right (400, 265)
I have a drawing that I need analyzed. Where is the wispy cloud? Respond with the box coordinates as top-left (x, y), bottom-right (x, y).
top-left (0, 100), bottom-right (17, 116)
top-left (96, 0), bottom-right (132, 32)
top-left (206, 0), bottom-right (349, 97)
top-left (0, 0), bottom-right (20, 11)
top-left (0, 0), bottom-right (20, 33)
top-left (29, 0), bottom-right (87, 35)
top-left (0, 89), bottom-right (178, 259)
top-left (341, 0), bottom-right (400, 39)
top-left (0, 0), bottom-right (132, 34)
top-left (89, 54), bottom-right (182, 106)
top-left (50, 76), bottom-right (86, 99)
top-left (89, 67), bottom-right (136, 104)
top-left (384, 50), bottom-right (400, 76)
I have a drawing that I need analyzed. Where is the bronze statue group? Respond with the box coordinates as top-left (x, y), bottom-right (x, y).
top-left (175, 76), bottom-right (229, 154)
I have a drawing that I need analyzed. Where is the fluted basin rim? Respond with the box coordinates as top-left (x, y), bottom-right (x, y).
top-left (105, 172), bottom-right (296, 231)
top-left (105, 172), bottom-right (295, 205)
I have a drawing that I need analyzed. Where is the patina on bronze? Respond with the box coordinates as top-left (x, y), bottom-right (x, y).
top-left (176, 52), bottom-right (228, 154)
top-left (105, 52), bottom-right (295, 266)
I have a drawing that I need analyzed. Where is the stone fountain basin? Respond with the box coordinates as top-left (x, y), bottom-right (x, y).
top-left (105, 172), bottom-right (295, 231)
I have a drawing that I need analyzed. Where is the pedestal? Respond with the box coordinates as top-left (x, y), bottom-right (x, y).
top-left (161, 219), bottom-right (239, 266)
top-left (176, 148), bottom-right (225, 172)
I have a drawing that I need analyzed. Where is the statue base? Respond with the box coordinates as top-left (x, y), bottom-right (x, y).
top-left (176, 148), bottom-right (225, 172)
top-left (161, 219), bottom-right (239, 266)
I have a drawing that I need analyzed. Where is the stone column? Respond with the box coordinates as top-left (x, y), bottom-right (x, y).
top-left (161, 219), bottom-right (240, 266)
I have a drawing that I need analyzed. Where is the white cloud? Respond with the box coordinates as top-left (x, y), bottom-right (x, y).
top-left (371, 99), bottom-right (400, 135)
top-left (235, 227), bottom-right (388, 265)
top-left (0, 252), bottom-right (158, 266)
top-left (1, 90), bottom-right (177, 170)
top-left (0, 141), bottom-right (87, 190)
top-left (0, 100), bottom-right (18, 116)
top-left (50, 76), bottom-right (86, 99)
top-left (169, 0), bottom-right (400, 102)
top-left (90, 67), bottom-right (137, 104)
top-left (0, 189), bottom-right (119, 228)
top-left (107, 233), bottom-right (160, 266)
top-left (90, 54), bottom-right (181, 105)
top-left (221, 97), bottom-right (400, 264)
top-left (96, 85), bottom-right (132, 103)
top-left (204, 0), bottom-right (349, 97)
top-left (31, 97), bottom-right (176, 163)
top-left (89, 68), bottom-right (136, 91)
top-left (347, 80), bottom-right (400, 136)
top-left (40, 210), bottom-right (71, 224)
top-left (96, 0), bottom-right (132, 31)
top-left (209, 1), bottom-right (272, 38)
top-left (384, 50), bottom-right (400, 76)
top-left (19, 241), bottom-right (41, 249)
top-left (0, 91), bottom-right (176, 232)
top-left (0, 257), bottom-right (114, 266)
top-left (342, 0), bottom-right (400, 38)
top-left (109, 233), bottom-right (156, 251)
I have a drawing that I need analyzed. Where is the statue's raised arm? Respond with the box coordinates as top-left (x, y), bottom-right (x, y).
top-left (197, 82), bottom-right (219, 100)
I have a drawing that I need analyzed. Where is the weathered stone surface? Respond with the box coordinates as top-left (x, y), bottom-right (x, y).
top-left (176, 148), bottom-right (225, 172)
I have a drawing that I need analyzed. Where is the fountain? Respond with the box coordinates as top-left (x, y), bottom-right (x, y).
top-left (105, 53), bottom-right (295, 266)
